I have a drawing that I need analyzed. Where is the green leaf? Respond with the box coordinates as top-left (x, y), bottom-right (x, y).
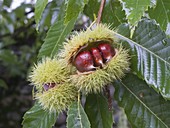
top-left (3, 0), bottom-right (12, 7)
top-left (38, 0), bottom-right (82, 59)
top-left (35, 0), bottom-right (48, 30)
top-left (22, 103), bottom-right (58, 128)
top-left (39, 1), bottom-right (57, 32)
top-left (114, 74), bottom-right (170, 128)
top-left (64, 0), bottom-right (89, 24)
top-left (85, 94), bottom-right (113, 128)
top-left (58, 1), bottom-right (67, 21)
top-left (67, 102), bottom-right (91, 128)
top-left (84, 0), bottom-right (126, 27)
top-left (119, 0), bottom-right (150, 25)
top-left (0, 79), bottom-right (8, 89)
top-left (38, 18), bottom-right (76, 59)
top-left (0, 50), bottom-right (18, 64)
top-left (117, 23), bottom-right (130, 38)
top-left (148, 0), bottom-right (170, 31)
top-left (113, 18), bottom-right (170, 99)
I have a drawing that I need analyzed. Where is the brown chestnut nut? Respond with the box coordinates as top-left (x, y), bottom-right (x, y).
top-left (74, 51), bottom-right (95, 72)
top-left (98, 43), bottom-right (116, 62)
top-left (90, 47), bottom-right (103, 67)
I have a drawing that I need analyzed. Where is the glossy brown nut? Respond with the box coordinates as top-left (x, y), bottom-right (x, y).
top-left (90, 47), bottom-right (103, 67)
top-left (74, 51), bottom-right (95, 72)
top-left (98, 43), bottom-right (115, 62)
top-left (49, 82), bottom-right (56, 88)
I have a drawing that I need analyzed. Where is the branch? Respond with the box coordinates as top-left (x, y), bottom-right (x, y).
top-left (97, 0), bottom-right (106, 24)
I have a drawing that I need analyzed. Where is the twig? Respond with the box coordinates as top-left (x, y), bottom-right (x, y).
top-left (105, 85), bottom-right (113, 111)
top-left (97, 0), bottom-right (106, 24)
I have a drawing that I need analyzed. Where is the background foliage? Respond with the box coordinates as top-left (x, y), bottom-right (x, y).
top-left (0, 1), bottom-right (37, 127)
top-left (1, 0), bottom-right (170, 128)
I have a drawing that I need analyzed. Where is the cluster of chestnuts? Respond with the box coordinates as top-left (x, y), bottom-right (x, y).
top-left (74, 43), bottom-right (116, 72)
top-left (29, 24), bottom-right (130, 113)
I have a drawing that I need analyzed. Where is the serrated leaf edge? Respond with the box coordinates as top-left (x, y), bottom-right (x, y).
top-left (113, 31), bottom-right (169, 66)
top-left (118, 0), bottom-right (150, 26)
top-left (77, 101), bottom-right (84, 128)
top-left (50, 21), bottom-right (70, 57)
top-left (64, 0), bottom-right (87, 24)
top-left (112, 30), bottom-right (170, 98)
top-left (35, 0), bottom-right (48, 31)
top-left (22, 104), bottom-right (58, 128)
top-left (120, 81), bottom-right (168, 127)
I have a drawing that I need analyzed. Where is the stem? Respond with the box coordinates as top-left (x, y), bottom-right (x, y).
top-left (105, 85), bottom-right (113, 111)
top-left (78, 91), bottom-right (80, 103)
top-left (97, 0), bottom-right (106, 24)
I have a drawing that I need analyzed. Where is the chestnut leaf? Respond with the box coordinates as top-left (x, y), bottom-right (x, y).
top-left (119, 0), bottom-right (150, 26)
top-left (85, 94), bottom-right (113, 128)
top-left (67, 101), bottom-right (91, 128)
top-left (64, 0), bottom-right (89, 24)
top-left (115, 18), bottom-right (170, 100)
top-left (38, 18), bottom-right (76, 59)
top-left (35, 0), bottom-right (48, 31)
top-left (114, 74), bottom-right (170, 128)
top-left (148, 0), bottom-right (170, 31)
top-left (22, 103), bottom-right (58, 128)
top-left (37, 2), bottom-right (76, 59)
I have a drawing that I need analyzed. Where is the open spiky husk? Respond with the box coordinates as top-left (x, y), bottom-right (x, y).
top-left (58, 23), bottom-right (130, 94)
top-left (35, 83), bottom-right (78, 112)
top-left (59, 24), bottom-right (118, 64)
top-left (71, 46), bottom-right (130, 94)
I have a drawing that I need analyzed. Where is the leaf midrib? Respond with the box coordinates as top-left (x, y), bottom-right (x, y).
top-left (113, 31), bottom-right (170, 67)
top-left (120, 81), bottom-right (169, 127)
top-left (77, 101), bottom-right (83, 128)
top-left (96, 96), bottom-right (104, 128)
top-left (50, 21), bottom-right (69, 57)
top-left (29, 108), bottom-right (48, 128)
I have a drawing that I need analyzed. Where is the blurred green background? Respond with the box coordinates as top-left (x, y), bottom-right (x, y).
top-left (0, 0), bottom-right (54, 127)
